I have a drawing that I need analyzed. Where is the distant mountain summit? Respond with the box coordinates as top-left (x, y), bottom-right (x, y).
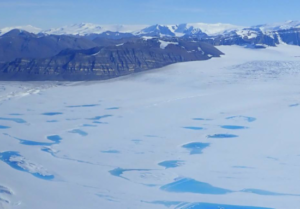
top-left (137, 24), bottom-right (176, 37)
top-left (0, 25), bottom-right (41, 36)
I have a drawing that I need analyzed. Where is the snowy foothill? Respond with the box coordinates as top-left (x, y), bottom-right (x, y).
top-left (1, 45), bottom-right (300, 209)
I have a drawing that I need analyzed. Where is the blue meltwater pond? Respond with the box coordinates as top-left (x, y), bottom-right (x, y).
top-left (158, 160), bottom-right (184, 169)
top-left (207, 134), bottom-right (238, 138)
top-left (183, 127), bottom-right (204, 130)
top-left (47, 135), bottom-right (62, 143)
top-left (182, 142), bottom-right (210, 154)
top-left (221, 125), bottom-right (248, 130)
top-left (106, 107), bottom-right (119, 110)
top-left (0, 125), bottom-right (10, 129)
top-left (42, 112), bottom-right (63, 116)
top-left (160, 178), bottom-right (232, 194)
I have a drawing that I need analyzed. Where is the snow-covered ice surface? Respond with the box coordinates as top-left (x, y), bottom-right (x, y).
top-left (1, 45), bottom-right (300, 209)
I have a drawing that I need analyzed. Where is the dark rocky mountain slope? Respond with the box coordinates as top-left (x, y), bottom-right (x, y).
top-left (0, 38), bottom-right (223, 81)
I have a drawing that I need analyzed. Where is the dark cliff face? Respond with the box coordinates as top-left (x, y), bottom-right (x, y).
top-left (0, 29), bottom-right (98, 63)
top-left (278, 28), bottom-right (300, 45)
top-left (0, 38), bottom-right (223, 81)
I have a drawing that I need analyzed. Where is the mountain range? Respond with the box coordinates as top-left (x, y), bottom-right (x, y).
top-left (1, 20), bottom-right (300, 81)
top-left (2, 21), bottom-right (300, 42)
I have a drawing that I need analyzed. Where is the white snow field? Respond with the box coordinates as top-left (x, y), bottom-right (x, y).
top-left (1, 45), bottom-right (300, 209)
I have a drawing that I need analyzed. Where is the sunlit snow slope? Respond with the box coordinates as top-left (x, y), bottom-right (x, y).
top-left (1, 45), bottom-right (300, 209)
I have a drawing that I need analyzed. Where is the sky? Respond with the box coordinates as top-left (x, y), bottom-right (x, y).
top-left (1, 0), bottom-right (300, 29)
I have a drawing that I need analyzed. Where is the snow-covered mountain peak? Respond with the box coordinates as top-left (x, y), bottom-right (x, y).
top-left (0, 25), bottom-right (42, 36)
top-left (138, 24), bottom-right (176, 37)
top-left (137, 23), bottom-right (243, 37)
top-left (252, 20), bottom-right (300, 33)
top-left (182, 23), bottom-right (243, 36)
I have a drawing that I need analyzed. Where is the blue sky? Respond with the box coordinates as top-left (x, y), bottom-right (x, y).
top-left (1, 0), bottom-right (300, 29)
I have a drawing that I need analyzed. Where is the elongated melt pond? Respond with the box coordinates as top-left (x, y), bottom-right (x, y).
top-left (220, 125), bottom-right (248, 130)
top-left (207, 134), bottom-right (238, 138)
top-left (42, 112), bottom-right (63, 116)
top-left (183, 126), bottom-right (204, 130)
top-left (0, 125), bottom-right (10, 129)
top-left (0, 117), bottom-right (26, 123)
top-left (3, 134), bottom-right (62, 146)
top-left (0, 151), bottom-right (54, 180)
